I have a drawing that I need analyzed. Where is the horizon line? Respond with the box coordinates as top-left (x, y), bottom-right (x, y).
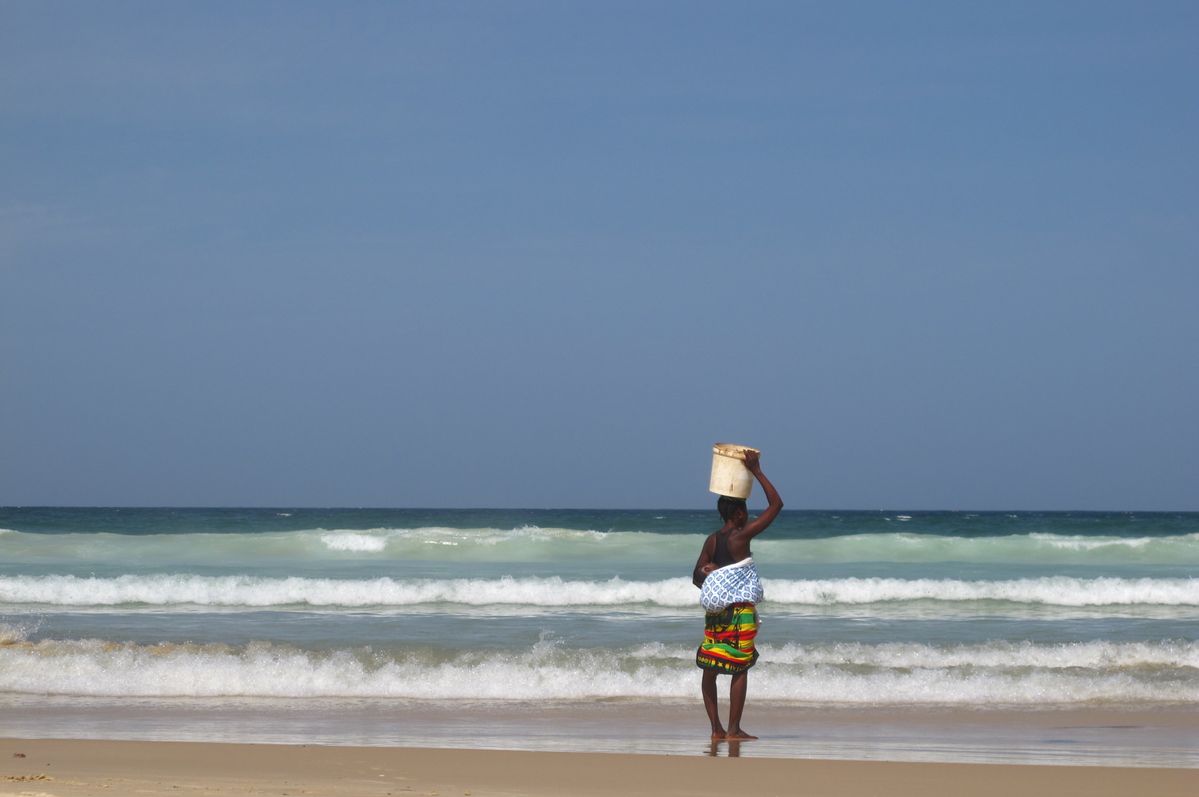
top-left (3, 505), bottom-right (1197, 514)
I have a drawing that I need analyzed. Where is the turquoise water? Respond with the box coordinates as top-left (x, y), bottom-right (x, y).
top-left (2, 507), bottom-right (1196, 709)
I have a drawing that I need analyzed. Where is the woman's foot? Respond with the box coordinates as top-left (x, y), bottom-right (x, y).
top-left (725, 729), bottom-right (757, 740)
top-left (711, 727), bottom-right (727, 740)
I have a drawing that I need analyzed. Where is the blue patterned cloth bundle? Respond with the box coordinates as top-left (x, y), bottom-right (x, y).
top-left (699, 558), bottom-right (764, 612)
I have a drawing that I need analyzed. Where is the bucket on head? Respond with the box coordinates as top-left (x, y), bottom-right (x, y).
top-left (709, 443), bottom-right (759, 500)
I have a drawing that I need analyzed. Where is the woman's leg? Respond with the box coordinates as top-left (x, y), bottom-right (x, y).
top-left (726, 671), bottom-right (757, 739)
top-left (701, 669), bottom-right (725, 738)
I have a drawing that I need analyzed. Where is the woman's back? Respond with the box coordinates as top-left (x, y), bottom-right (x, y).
top-left (712, 529), bottom-right (752, 566)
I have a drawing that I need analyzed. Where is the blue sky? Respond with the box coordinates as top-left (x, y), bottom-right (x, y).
top-left (3, 2), bottom-right (1197, 509)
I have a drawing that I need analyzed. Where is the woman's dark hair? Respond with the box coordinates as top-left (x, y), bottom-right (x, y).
top-left (717, 495), bottom-right (747, 522)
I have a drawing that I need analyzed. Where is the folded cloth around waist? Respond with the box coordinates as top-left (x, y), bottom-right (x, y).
top-left (699, 557), bottom-right (764, 612)
top-left (696, 602), bottom-right (759, 674)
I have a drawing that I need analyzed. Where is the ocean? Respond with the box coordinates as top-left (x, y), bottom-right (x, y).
top-left (1, 507), bottom-right (1196, 765)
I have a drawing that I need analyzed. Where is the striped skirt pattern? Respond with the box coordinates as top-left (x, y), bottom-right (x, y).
top-left (695, 602), bottom-right (759, 674)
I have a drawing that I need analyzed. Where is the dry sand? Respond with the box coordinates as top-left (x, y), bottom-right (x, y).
top-left (2, 738), bottom-right (1195, 797)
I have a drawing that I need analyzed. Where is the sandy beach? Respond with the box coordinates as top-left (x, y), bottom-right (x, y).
top-left (2, 738), bottom-right (1195, 797)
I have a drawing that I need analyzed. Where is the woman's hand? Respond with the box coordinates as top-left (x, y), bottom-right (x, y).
top-left (743, 449), bottom-right (761, 472)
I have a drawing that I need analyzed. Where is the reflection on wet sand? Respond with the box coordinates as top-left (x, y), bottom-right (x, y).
top-left (706, 739), bottom-right (743, 758)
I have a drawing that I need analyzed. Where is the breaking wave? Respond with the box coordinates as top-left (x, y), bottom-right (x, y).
top-left (2, 635), bottom-right (1195, 704)
top-left (1, 574), bottom-right (1195, 609)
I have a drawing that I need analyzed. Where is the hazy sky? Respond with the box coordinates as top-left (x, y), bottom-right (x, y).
top-left (3, 2), bottom-right (1197, 509)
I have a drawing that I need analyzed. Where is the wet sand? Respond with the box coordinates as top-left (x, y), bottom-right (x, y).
top-left (4, 698), bottom-right (1196, 767)
top-left (2, 737), bottom-right (1196, 797)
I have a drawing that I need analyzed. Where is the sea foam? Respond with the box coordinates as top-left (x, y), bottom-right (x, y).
top-left (2, 637), bottom-right (1195, 704)
top-left (319, 532), bottom-right (388, 552)
top-left (1, 574), bottom-right (1195, 608)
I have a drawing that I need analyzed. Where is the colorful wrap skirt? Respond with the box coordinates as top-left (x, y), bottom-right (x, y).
top-left (695, 602), bottom-right (759, 674)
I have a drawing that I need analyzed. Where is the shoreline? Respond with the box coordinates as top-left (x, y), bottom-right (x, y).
top-left (3, 737), bottom-right (1196, 797)
top-left (3, 699), bottom-right (1195, 768)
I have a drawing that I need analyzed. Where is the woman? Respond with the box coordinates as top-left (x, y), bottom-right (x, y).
top-left (692, 450), bottom-right (783, 740)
